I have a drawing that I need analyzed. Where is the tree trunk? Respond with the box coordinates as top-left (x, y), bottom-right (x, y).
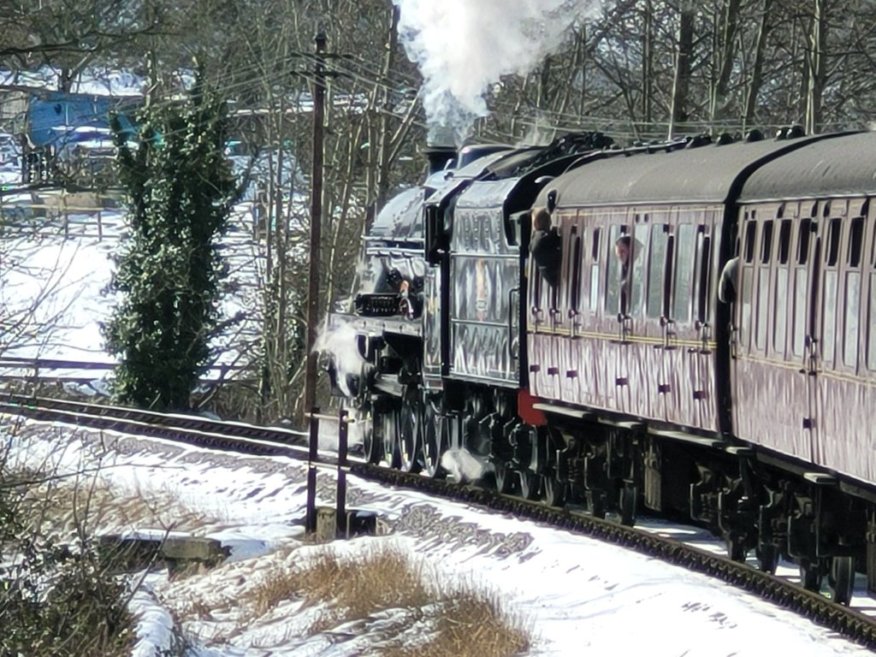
top-left (743, 0), bottom-right (772, 129)
top-left (642, 0), bottom-right (653, 125)
top-left (710, 0), bottom-right (741, 123)
top-left (669, 6), bottom-right (694, 138)
top-left (806, 0), bottom-right (828, 134)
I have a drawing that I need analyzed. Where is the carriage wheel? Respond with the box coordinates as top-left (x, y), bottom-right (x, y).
top-left (619, 484), bottom-right (637, 527)
top-left (828, 556), bottom-right (855, 606)
top-left (494, 462), bottom-right (514, 494)
top-left (542, 474), bottom-right (565, 507)
top-left (799, 559), bottom-right (823, 592)
top-left (519, 470), bottom-right (540, 501)
top-left (756, 543), bottom-right (779, 574)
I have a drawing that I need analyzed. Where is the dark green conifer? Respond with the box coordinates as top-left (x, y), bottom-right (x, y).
top-left (104, 72), bottom-right (236, 410)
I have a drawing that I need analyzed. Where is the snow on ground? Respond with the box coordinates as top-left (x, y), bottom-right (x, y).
top-left (0, 198), bottom-right (263, 381)
top-left (4, 422), bottom-right (874, 657)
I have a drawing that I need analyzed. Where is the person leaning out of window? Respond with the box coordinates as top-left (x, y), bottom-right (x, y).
top-left (530, 207), bottom-right (561, 287)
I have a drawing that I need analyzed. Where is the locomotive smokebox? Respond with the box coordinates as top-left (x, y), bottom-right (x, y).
top-left (422, 145), bottom-right (457, 174)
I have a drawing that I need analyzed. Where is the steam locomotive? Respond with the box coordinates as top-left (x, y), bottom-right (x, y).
top-left (326, 128), bottom-right (876, 605)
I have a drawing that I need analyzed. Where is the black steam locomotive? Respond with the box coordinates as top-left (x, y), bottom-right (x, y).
top-left (327, 128), bottom-right (876, 605)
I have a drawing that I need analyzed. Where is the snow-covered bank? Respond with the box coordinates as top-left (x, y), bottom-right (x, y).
top-left (4, 421), bottom-right (873, 656)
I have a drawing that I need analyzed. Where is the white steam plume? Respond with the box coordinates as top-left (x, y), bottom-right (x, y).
top-left (313, 323), bottom-right (364, 399)
top-left (394, 0), bottom-right (600, 144)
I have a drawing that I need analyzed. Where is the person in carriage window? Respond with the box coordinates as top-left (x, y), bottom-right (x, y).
top-left (530, 207), bottom-right (561, 287)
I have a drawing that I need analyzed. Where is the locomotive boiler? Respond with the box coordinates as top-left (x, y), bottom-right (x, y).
top-left (326, 128), bottom-right (876, 605)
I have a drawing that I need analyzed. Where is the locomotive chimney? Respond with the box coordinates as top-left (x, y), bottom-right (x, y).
top-left (422, 124), bottom-right (458, 174)
top-left (422, 144), bottom-right (457, 174)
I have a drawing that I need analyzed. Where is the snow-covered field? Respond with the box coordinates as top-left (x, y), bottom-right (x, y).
top-left (5, 422), bottom-right (873, 657)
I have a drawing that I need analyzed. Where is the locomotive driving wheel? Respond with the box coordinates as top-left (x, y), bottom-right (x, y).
top-left (380, 407), bottom-right (401, 469)
top-left (420, 391), bottom-right (445, 478)
top-left (398, 389), bottom-right (423, 473)
top-left (361, 405), bottom-right (382, 465)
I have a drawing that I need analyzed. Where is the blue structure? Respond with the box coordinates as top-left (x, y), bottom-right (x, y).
top-left (26, 91), bottom-right (139, 148)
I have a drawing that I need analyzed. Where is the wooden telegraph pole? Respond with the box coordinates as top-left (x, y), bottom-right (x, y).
top-left (303, 30), bottom-right (326, 417)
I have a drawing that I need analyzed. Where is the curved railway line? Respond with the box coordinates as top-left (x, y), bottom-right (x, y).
top-left (2, 391), bottom-right (876, 650)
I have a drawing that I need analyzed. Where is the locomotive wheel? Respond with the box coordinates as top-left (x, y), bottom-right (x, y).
top-left (382, 409), bottom-right (402, 469)
top-left (756, 544), bottom-right (779, 574)
top-left (828, 556), bottom-right (855, 606)
top-left (519, 470), bottom-right (540, 500)
top-left (798, 559), bottom-right (823, 592)
top-left (420, 393), bottom-right (445, 478)
top-left (398, 392), bottom-right (423, 473)
top-left (362, 410), bottom-right (382, 465)
top-left (542, 474), bottom-right (565, 507)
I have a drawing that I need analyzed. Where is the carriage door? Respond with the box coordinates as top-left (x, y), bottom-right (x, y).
top-left (691, 215), bottom-right (717, 431)
top-left (798, 205), bottom-right (822, 463)
top-left (809, 205), bottom-right (846, 465)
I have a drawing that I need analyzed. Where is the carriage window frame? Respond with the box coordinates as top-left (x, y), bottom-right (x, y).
top-left (647, 224), bottom-right (670, 319)
top-left (589, 227), bottom-right (602, 313)
top-left (570, 231), bottom-right (583, 314)
top-left (672, 224), bottom-right (697, 323)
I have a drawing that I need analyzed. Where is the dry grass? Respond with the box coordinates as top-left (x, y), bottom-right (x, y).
top-left (242, 544), bottom-right (530, 657)
top-left (20, 475), bottom-right (213, 538)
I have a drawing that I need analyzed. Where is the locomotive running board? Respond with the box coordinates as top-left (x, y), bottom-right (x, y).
top-left (649, 428), bottom-right (724, 449)
top-left (531, 403), bottom-right (592, 420)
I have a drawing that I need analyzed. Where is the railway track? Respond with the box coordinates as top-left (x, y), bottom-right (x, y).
top-left (2, 391), bottom-right (876, 650)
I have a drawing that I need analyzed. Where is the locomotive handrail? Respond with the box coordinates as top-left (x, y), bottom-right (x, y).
top-left (508, 287), bottom-right (519, 361)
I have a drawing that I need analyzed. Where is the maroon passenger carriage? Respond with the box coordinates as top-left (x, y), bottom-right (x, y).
top-left (326, 129), bottom-right (876, 605)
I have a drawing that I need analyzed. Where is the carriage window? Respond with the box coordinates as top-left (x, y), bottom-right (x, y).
top-left (778, 220), bottom-right (792, 264)
top-left (761, 221), bottom-right (774, 264)
top-left (606, 225), bottom-right (624, 313)
top-left (756, 267), bottom-right (769, 351)
top-left (744, 221), bottom-right (757, 263)
top-left (797, 218), bottom-right (811, 264)
top-left (590, 228), bottom-right (601, 312)
top-left (570, 235), bottom-right (582, 312)
top-left (822, 270), bottom-right (838, 364)
top-left (647, 225), bottom-right (669, 318)
top-left (695, 234), bottom-right (711, 323)
top-left (826, 218), bottom-right (842, 267)
top-left (792, 269), bottom-right (808, 357)
top-left (844, 272), bottom-right (860, 368)
top-left (774, 266), bottom-right (788, 355)
top-left (630, 225), bottom-right (647, 316)
top-left (673, 225), bottom-right (696, 321)
top-left (740, 268), bottom-right (753, 348)
top-left (848, 217), bottom-right (864, 267)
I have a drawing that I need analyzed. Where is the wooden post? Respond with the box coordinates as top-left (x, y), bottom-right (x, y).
top-left (305, 407), bottom-right (320, 533)
top-left (336, 408), bottom-right (348, 537)
top-left (303, 31), bottom-right (327, 418)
